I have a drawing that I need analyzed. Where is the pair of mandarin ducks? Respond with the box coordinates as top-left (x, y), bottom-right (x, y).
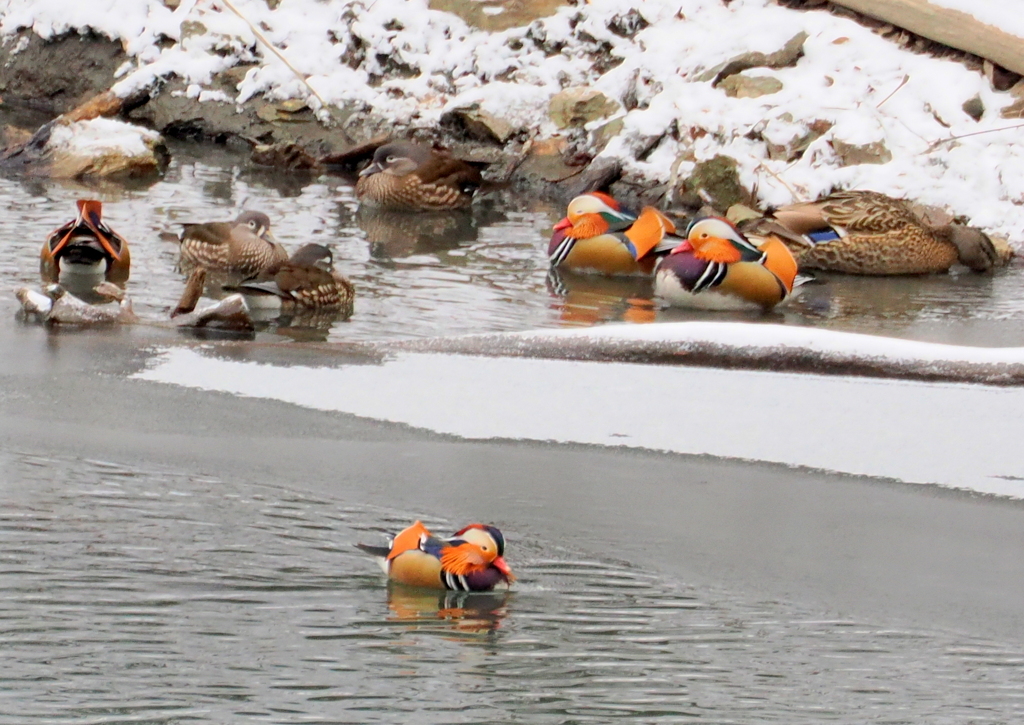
top-left (40, 201), bottom-right (354, 312)
top-left (549, 190), bottom-right (1011, 311)
top-left (358, 520), bottom-right (514, 592)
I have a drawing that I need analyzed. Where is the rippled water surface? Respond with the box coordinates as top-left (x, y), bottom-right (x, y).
top-left (3, 450), bottom-right (1024, 724)
top-left (4, 140), bottom-right (1024, 344)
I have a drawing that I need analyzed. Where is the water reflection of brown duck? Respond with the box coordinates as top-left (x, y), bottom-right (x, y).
top-left (741, 190), bottom-right (1012, 275)
top-left (357, 205), bottom-right (478, 260)
top-left (386, 583), bottom-right (509, 635)
top-left (236, 243), bottom-right (354, 314)
top-left (356, 141), bottom-right (482, 211)
top-left (547, 268), bottom-right (657, 326)
top-left (40, 199), bottom-right (130, 289)
top-left (178, 210), bottom-right (288, 278)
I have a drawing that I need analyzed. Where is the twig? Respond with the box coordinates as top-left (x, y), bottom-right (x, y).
top-left (927, 122), bottom-right (1024, 151)
top-left (756, 161), bottom-right (806, 203)
top-left (876, 74), bottom-right (909, 109)
top-left (217, 0), bottom-right (330, 115)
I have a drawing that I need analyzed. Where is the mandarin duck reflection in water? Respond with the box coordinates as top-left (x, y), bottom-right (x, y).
top-left (357, 520), bottom-right (514, 592)
top-left (178, 210), bottom-right (288, 278)
top-left (741, 190), bottom-right (1011, 275)
top-left (355, 141), bottom-right (482, 211)
top-left (655, 216), bottom-right (798, 311)
top-left (237, 243), bottom-right (354, 313)
top-left (549, 192), bottom-right (681, 276)
top-left (40, 200), bottom-right (130, 289)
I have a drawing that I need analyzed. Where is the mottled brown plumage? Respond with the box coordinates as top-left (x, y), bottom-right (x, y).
top-left (355, 141), bottom-right (481, 211)
top-left (239, 243), bottom-right (354, 312)
top-left (179, 211), bottom-right (288, 278)
top-left (744, 190), bottom-right (1010, 275)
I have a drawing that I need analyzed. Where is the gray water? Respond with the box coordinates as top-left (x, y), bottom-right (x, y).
top-left (5, 450), bottom-right (1024, 724)
top-left (7, 140), bottom-right (1024, 723)
top-left (4, 141), bottom-right (1024, 345)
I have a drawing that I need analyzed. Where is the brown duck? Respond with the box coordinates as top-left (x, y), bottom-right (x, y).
top-left (40, 199), bottom-right (130, 288)
top-left (237, 243), bottom-right (354, 311)
top-left (742, 190), bottom-right (1011, 275)
top-left (355, 141), bottom-right (482, 211)
top-left (179, 210), bottom-right (288, 278)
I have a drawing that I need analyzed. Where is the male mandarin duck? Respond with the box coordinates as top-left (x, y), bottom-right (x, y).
top-left (179, 210), bottom-right (288, 278)
top-left (357, 520), bottom-right (514, 592)
top-left (40, 199), bottom-right (130, 288)
top-left (355, 141), bottom-right (482, 211)
top-left (741, 190), bottom-right (1011, 275)
top-left (549, 192), bottom-right (681, 276)
top-left (655, 216), bottom-right (798, 311)
top-left (236, 243), bottom-right (355, 312)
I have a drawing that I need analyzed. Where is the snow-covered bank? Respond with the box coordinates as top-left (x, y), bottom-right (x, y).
top-left (3, 0), bottom-right (1024, 240)
top-left (135, 339), bottom-right (1024, 497)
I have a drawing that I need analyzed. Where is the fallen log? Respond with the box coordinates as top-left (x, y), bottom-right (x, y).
top-left (831, 0), bottom-right (1024, 76)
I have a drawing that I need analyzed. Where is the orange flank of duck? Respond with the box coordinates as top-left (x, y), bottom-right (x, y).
top-left (624, 207), bottom-right (677, 260)
top-left (386, 520), bottom-right (431, 561)
top-left (758, 236), bottom-right (798, 292)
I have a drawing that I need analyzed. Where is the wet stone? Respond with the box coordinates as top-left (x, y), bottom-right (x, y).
top-left (677, 155), bottom-right (754, 211)
top-left (962, 94), bottom-right (985, 121)
top-left (832, 138), bottom-right (893, 166)
top-left (548, 88), bottom-right (620, 129)
top-left (720, 74), bottom-right (784, 99)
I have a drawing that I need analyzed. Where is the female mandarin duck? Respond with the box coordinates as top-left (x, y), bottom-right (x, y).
top-left (357, 520), bottom-right (514, 592)
top-left (356, 141), bottom-right (482, 211)
top-left (237, 243), bottom-right (355, 312)
top-left (40, 199), bottom-right (130, 288)
top-left (179, 210), bottom-right (288, 278)
top-left (742, 190), bottom-right (1010, 275)
top-left (655, 216), bottom-right (798, 311)
top-left (549, 192), bottom-right (680, 276)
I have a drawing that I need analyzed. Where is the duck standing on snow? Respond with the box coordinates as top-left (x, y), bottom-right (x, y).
top-left (741, 190), bottom-right (1010, 275)
top-left (549, 192), bottom-right (680, 276)
top-left (655, 216), bottom-right (798, 311)
top-left (357, 520), bottom-right (514, 592)
top-left (40, 199), bottom-right (130, 289)
top-left (178, 210), bottom-right (288, 279)
top-left (355, 141), bottom-right (482, 211)
top-left (236, 243), bottom-right (354, 313)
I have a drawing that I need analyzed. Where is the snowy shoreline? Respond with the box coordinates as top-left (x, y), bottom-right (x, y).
top-left (2, 0), bottom-right (1024, 243)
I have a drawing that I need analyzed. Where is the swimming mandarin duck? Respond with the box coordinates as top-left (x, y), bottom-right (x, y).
top-left (40, 199), bottom-right (130, 287)
top-left (237, 243), bottom-right (355, 311)
top-left (357, 520), bottom-right (514, 592)
top-left (741, 190), bottom-right (1011, 275)
top-left (655, 216), bottom-right (798, 311)
top-left (549, 192), bottom-right (680, 276)
top-left (355, 141), bottom-right (482, 211)
top-left (179, 210), bottom-right (288, 278)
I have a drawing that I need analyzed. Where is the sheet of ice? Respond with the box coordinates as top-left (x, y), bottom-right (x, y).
top-left (135, 342), bottom-right (1024, 498)
top-left (4, 0), bottom-right (1024, 239)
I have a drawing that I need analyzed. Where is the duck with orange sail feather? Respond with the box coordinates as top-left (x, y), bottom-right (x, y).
top-left (40, 200), bottom-right (130, 290)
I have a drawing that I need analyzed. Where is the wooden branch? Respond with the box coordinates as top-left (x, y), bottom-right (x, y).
top-left (831, 0), bottom-right (1024, 76)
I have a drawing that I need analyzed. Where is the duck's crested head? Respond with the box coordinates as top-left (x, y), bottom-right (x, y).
top-left (565, 191), bottom-right (622, 222)
top-left (361, 141), bottom-right (436, 177)
top-left (234, 211), bottom-right (273, 239)
top-left (289, 243), bottom-right (333, 271)
top-left (454, 523), bottom-right (506, 558)
top-left (685, 216), bottom-right (746, 247)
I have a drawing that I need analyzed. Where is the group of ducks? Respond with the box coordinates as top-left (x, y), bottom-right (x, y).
top-left (549, 189), bottom-right (1011, 312)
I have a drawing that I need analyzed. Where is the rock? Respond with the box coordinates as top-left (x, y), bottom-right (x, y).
top-left (590, 117), bottom-right (624, 153)
top-left (962, 94), bottom-right (985, 121)
top-left (548, 88), bottom-right (619, 129)
top-left (442, 104), bottom-right (517, 144)
top-left (517, 137), bottom-right (581, 183)
top-left (719, 74), bottom-right (783, 99)
top-left (765, 117), bottom-right (832, 161)
top-left (45, 118), bottom-right (168, 179)
top-left (697, 31), bottom-right (807, 85)
top-left (252, 142), bottom-right (321, 170)
top-left (677, 155), bottom-right (754, 211)
top-left (561, 157), bottom-right (623, 201)
top-left (180, 20), bottom-right (208, 40)
top-left (1000, 98), bottom-right (1024, 119)
top-left (607, 9), bottom-right (649, 38)
top-left (831, 138), bottom-right (892, 166)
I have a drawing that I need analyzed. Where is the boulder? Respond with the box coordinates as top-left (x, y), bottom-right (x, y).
top-left (719, 74), bottom-right (784, 99)
top-left (45, 118), bottom-right (167, 178)
top-left (548, 88), bottom-right (619, 129)
top-left (831, 138), bottom-right (892, 166)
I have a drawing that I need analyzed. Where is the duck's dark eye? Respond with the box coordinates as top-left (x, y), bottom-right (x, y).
top-left (249, 221), bottom-right (258, 229)
top-left (386, 155), bottom-right (397, 163)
